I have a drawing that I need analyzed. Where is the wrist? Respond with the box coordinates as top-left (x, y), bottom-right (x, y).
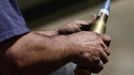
top-left (46, 35), bottom-right (72, 63)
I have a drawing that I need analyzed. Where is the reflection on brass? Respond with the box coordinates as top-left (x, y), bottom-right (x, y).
top-left (90, 13), bottom-right (108, 34)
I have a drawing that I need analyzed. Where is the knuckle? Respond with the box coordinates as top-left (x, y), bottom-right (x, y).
top-left (93, 57), bottom-right (100, 63)
top-left (106, 50), bottom-right (111, 56)
top-left (97, 41), bottom-right (104, 46)
top-left (82, 52), bottom-right (90, 59)
top-left (99, 48), bottom-right (105, 54)
top-left (96, 45), bottom-right (103, 52)
top-left (103, 46), bottom-right (111, 56)
top-left (92, 46), bottom-right (103, 57)
top-left (108, 51), bottom-right (111, 56)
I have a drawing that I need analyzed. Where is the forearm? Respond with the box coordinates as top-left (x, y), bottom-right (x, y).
top-left (0, 32), bottom-right (70, 75)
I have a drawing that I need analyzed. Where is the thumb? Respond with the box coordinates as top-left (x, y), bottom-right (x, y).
top-left (88, 13), bottom-right (97, 24)
top-left (80, 13), bottom-right (97, 31)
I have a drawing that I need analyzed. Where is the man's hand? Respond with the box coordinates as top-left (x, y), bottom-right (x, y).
top-left (37, 15), bottom-right (111, 73)
top-left (65, 31), bottom-right (111, 73)
top-left (58, 15), bottom-right (96, 35)
top-left (0, 16), bottom-right (111, 75)
top-left (37, 15), bottom-right (97, 36)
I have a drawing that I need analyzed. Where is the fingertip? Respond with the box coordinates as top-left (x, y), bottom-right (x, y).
top-left (91, 13), bottom-right (97, 19)
top-left (90, 13), bottom-right (97, 20)
top-left (87, 13), bottom-right (97, 25)
top-left (90, 13), bottom-right (97, 18)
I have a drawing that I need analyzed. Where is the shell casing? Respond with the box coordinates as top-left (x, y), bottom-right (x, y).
top-left (90, 19), bottom-right (106, 34)
top-left (90, 13), bottom-right (108, 34)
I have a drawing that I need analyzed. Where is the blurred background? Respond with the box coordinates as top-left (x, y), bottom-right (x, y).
top-left (18, 0), bottom-right (134, 75)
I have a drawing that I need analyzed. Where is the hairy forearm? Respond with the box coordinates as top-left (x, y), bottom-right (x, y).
top-left (0, 32), bottom-right (70, 75)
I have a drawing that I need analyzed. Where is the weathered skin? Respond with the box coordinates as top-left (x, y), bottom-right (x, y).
top-left (0, 17), bottom-right (111, 75)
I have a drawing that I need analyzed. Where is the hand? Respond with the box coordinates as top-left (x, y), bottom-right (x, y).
top-left (0, 30), bottom-right (110, 75)
top-left (0, 15), bottom-right (109, 75)
top-left (58, 15), bottom-right (97, 35)
top-left (65, 31), bottom-right (111, 73)
top-left (36, 15), bottom-right (96, 36)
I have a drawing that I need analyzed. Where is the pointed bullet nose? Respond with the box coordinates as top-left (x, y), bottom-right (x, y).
top-left (102, 0), bottom-right (110, 12)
